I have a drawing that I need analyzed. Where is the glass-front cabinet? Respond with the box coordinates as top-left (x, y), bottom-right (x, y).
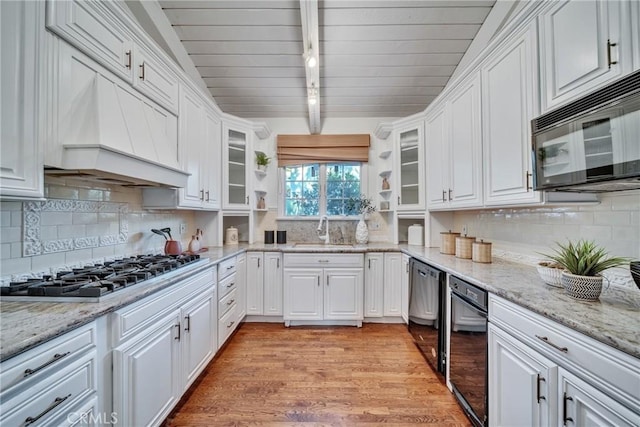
top-left (223, 125), bottom-right (250, 210)
top-left (395, 121), bottom-right (425, 211)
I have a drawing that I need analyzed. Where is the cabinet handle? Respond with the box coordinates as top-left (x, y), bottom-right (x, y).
top-left (226, 266), bottom-right (234, 271)
top-left (257, 258), bottom-right (260, 268)
top-left (205, 190), bottom-right (210, 202)
top-left (318, 260), bottom-right (329, 263)
top-left (246, 196), bottom-right (249, 204)
top-left (25, 394), bottom-right (72, 426)
top-left (536, 374), bottom-right (546, 403)
top-left (125, 50), bottom-right (132, 69)
top-left (227, 299), bottom-right (235, 306)
top-left (277, 258), bottom-right (280, 268)
top-left (175, 323), bottom-right (181, 341)
top-left (184, 315), bottom-right (191, 332)
top-left (326, 276), bottom-right (329, 286)
top-left (563, 393), bottom-right (574, 425)
top-left (442, 190), bottom-right (446, 202)
top-left (24, 351), bottom-right (71, 377)
top-left (200, 189), bottom-right (205, 201)
top-left (139, 62), bottom-right (146, 80)
top-left (227, 282), bottom-right (235, 288)
top-left (607, 39), bottom-right (618, 69)
top-left (368, 259), bottom-right (371, 269)
top-left (535, 335), bottom-right (568, 353)
top-left (398, 196), bottom-right (401, 205)
top-left (227, 320), bottom-right (235, 329)
top-left (406, 263), bottom-right (409, 273)
top-left (317, 276), bottom-right (320, 286)
top-left (448, 189), bottom-right (452, 201)
top-left (526, 171), bottom-right (533, 191)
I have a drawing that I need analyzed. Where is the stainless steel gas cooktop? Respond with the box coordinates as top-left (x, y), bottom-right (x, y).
top-left (1, 254), bottom-right (203, 302)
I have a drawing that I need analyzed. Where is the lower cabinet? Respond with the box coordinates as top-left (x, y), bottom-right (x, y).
top-left (364, 253), bottom-right (384, 317)
top-left (383, 252), bottom-right (403, 317)
top-left (488, 295), bottom-right (640, 427)
top-left (246, 251), bottom-right (283, 316)
top-left (111, 268), bottom-right (216, 427)
top-left (283, 253), bottom-right (364, 326)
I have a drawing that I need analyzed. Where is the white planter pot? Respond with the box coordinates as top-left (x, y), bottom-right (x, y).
top-left (355, 216), bottom-right (369, 244)
top-left (561, 272), bottom-right (603, 301)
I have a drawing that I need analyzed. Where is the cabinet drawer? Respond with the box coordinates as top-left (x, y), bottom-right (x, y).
top-left (489, 295), bottom-right (640, 411)
top-left (218, 302), bottom-right (238, 348)
top-left (1, 322), bottom-right (96, 395)
top-left (218, 272), bottom-right (237, 300)
top-left (284, 253), bottom-right (364, 268)
top-left (218, 286), bottom-right (238, 318)
top-left (218, 257), bottom-right (237, 280)
top-left (1, 351), bottom-right (97, 427)
top-left (111, 268), bottom-right (214, 344)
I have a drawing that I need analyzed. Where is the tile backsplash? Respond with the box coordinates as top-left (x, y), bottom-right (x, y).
top-left (0, 177), bottom-right (195, 280)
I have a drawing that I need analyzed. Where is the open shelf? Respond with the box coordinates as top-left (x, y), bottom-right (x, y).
top-left (379, 170), bottom-right (391, 177)
top-left (379, 189), bottom-right (392, 196)
top-left (379, 149), bottom-right (392, 159)
top-left (254, 169), bottom-right (267, 177)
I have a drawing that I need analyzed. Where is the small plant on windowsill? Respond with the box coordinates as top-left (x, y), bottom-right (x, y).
top-left (346, 194), bottom-right (376, 245)
top-left (256, 152), bottom-right (271, 171)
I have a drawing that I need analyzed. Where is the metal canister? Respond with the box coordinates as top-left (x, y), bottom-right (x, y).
top-left (440, 230), bottom-right (460, 255)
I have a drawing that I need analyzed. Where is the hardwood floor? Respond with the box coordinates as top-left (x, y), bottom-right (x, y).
top-left (165, 323), bottom-right (471, 426)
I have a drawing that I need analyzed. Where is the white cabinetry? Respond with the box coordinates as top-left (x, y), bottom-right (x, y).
top-left (246, 252), bottom-right (282, 316)
top-left (218, 255), bottom-right (245, 347)
top-left (223, 123), bottom-right (251, 210)
top-left (395, 120), bottom-right (425, 211)
top-left (401, 254), bottom-right (410, 323)
top-left (364, 253), bottom-right (384, 317)
top-left (383, 252), bottom-right (406, 318)
top-left (538, 0), bottom-right (634, 112)
top-left (482, 23), bottom-right (541, 206)
top-left (488, 295), bottom-right (640, 427)
top-left (111, 268), bottom-right (216, 427)
top-left (0, 0), bottom-right (44, 200)
top-left (0, 322), bottom-right (100, 427)
top-left (283, 254), bottom-right (364, 326)
top-left (426, 73), bottom-right (483, 210)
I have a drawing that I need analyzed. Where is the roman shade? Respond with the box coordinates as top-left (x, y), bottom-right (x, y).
top-left (277, 134), bottom-right (370, 166)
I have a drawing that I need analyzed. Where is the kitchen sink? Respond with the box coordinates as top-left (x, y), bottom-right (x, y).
top-left (292, 243), bottom-right (355, 248)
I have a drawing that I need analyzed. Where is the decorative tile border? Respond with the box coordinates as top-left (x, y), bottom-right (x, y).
top-left (23, 200), bottom-right (128, 256)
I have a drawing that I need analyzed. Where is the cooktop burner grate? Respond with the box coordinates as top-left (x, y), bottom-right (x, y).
top-left (1, 253), bottom-right (201, 299)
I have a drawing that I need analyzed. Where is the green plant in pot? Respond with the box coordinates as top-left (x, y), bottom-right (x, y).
top-left (542, 239), bottom-right (631, 301)
top-left (256, 152), bottom-right (270, 171)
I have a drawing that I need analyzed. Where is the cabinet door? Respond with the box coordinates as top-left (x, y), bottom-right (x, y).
top-left (179, 87), bottom-right (205, 208)
top-left (449, 73), bottom-right (483, 208)
top-left (133, 45), bottom-right (179, 114)
top-left (0, 0), bottom-right (44, 199)
top-left (223, 125), bottom-right (250, 210)
top-left (203, 108), bottom-right (221, 209)
top-left (182, 290), bottom-right (215, 391)
top-left (425, 105), bottom-right (448, 210)
top-left (539, 0), bottom-right (631, 111)
top-left (245, 252), bottom-right (264, 315)
top-left (558, 367), bottom-right (639, 427)
top-left (324, 268), bottom-right (364, 320)
top-left (112, 310), bottom-right (181, 427)
top-left (46, 0), bottom-right (133, 82)
top-left (364, 253), bottom-right (384, 317)
top-left (283, 269), bottom-right (323, 320)
top-left (396, 122), bottom-right (425, 210)
top-left (383, 253), bottom-right (402, 316)
top-left (482, 24), bottom-right (541, 205)
top-left (401, 254), bottom-right (410, 324)
top-left (488, 325), bottom-right (556, 427)
top-left (263, 252), bottom-right (283, 316)
top-left (235, 253), bottom-right (247, 320)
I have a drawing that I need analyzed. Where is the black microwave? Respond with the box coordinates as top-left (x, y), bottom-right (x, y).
top-left (532, 70), bottom-right (640, 192)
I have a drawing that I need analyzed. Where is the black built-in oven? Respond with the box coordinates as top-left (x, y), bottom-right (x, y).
top-left (449, 275), bottom-right (488, 427)
top-left (408, 258), bottom-right (446, 380)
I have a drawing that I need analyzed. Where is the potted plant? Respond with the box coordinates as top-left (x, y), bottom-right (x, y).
top-left (542, 239), bottom-right (631, 300)
top-left (256, 152), bottom-right (270, 171)
top-left (346, 194), bottom-right (376, 244)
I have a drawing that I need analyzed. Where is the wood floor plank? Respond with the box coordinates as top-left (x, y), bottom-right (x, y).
top-left (165, 323), bottom-right (471, 426)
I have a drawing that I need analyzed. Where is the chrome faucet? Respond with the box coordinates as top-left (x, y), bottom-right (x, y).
top-left (317, 215), bottom-right (329, 244)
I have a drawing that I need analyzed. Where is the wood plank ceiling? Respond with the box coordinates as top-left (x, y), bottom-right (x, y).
top-left (160, 0), bottom-right (495, 130)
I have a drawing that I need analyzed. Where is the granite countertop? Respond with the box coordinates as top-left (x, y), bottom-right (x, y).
top-left (2, 244), bottom-right (639, 362)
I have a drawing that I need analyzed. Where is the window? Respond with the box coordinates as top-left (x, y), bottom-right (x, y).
top-left (283, 163), bottom-right (362, 217)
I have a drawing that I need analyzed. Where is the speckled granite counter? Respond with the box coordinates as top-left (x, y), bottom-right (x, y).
top-left (2, 243), bottom-right (639, 362)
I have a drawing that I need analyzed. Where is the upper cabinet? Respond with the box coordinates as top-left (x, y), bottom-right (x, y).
top-left (0, 1), bottom-right (44, 200)
top-left (223, 123), bottom-right (251, 210)
top-left (46, 0), bottom-right (179, 114)
top-left (395, 120), bottom-right (425, 211)
top-left (426, 73), bottom-right (483, 211)
top-left (482, 23), bottom-right (541, 206)
top-left (538, 0), bottom-right (635, 112)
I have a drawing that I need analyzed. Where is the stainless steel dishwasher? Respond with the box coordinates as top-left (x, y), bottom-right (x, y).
top-left (408, 258), bottom-right (446, 379)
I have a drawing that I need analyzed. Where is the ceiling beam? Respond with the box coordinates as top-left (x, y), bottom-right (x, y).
top-left (300, 0), bottom-right (321, 133)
